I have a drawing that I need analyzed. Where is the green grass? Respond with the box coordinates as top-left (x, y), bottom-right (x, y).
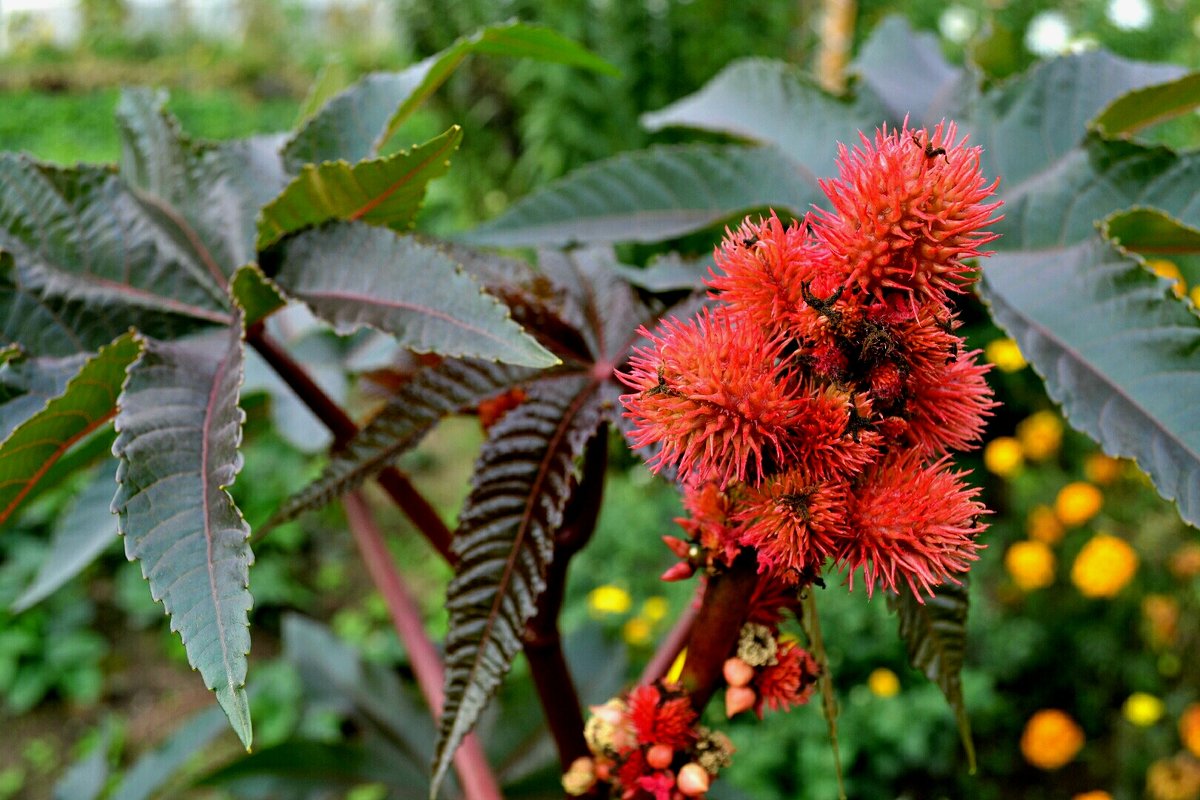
top-left (0, 89), bottom-right (300, 164)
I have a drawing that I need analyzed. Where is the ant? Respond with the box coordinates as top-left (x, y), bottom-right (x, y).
top-left (912, 132), bottom-right (948, 162)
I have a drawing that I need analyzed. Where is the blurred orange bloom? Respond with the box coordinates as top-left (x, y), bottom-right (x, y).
top-left (1021, 709), bottom-right (1084, 770)
top-left (1182, 704), bottom-right (1200, 759)
top-left (1017, 410), bottom-right (1063, 461)
top-left (1005, 540), bottom-right (1056, 591)
top-left (1072, 533), bottom-right (1138, 598)
top-left (1027, 504), bottom-right (1065, 545)
top-left (1056, 482), bottom-right (1103, 527)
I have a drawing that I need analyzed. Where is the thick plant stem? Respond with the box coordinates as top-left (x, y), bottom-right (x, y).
top-left (640, 587), bottom-right (701, 685)
top-left (678, 552), bottom-right (760, 711)
top-left (816, 0), bottom-right (857, 93)
top-left (344, 491), bottom-right (502, 800)
top-left (247, 322), bottom-right (455, 562)
top-left (524, 429), bottom-right (608, 774)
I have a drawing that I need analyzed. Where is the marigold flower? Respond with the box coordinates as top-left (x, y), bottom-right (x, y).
top-left (755, 641), bottom-right (820, 716)
top-left (1017, 410), bottom-right (1063, 461)
top-left (1180, 703), bottom-right (1200, 758)
top-left (623, 617), bottom-right (653, 646)
top-left (984, 436), bottom-right (1023, 478)
top-left (1005, 540), bottom-right (1056, 591)
top-left (620, 308), bottom-right (810, 486)
top-left (641, 596), bottom-right (669, 622)
top-left (1147, 258), bottom-right (1187, 298)
top-left (839, 453), bottom-right (987, 598)
top-left (1072, 792), bottom-right (1113, 800)
top-left (588, 585), bottom-right (632, 616)
top-left (1072, 532), bottom-right (1138, 598)
top-left (1056, 482), bottom-right (1103, 527)
top-left (737, 471), bottom-right (849, 580)
top-left (1124, 692), bottom-right (1165, 727)
top-left (1020, 709), bottom-right (1084, 770)
top-left (1084, 453), bottom-right (1123, 485)
top-left (868, 667), bottom-right (901, 697)
top-left (985, 337), bottom-right (1027, 372)
top-left (813, 120), bottom-right (1002, 308)
top-left (1027, 504), bottom-right (1065, 544)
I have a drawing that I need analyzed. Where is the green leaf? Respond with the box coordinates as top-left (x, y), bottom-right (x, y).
top-left (273, 358), bottom-right (535, 525)
top-left (229, 263), bottom-right (287, 327)
top-left (852, 16), bottom-right (967, 124)
top-left (888, 583), bottom-right (975, 772)
top-left (11, 461), bottom-right (118, 611)
top-left (117, 88), bottom-right (289, 276)
top-left (432, 377), bottom-right (605, 797)
top-left (270, 222), bottom-right (558, 367)
top-left (257, 126), bottom-right (462, 251)
top-left (283, 21), bottom-right (616, 171)
top-left (53, 722), bottom-right (112, 800)
top-left (0, 351), bottom-right (87, 442)
top-left (1092, 71), bottom-right (1200, 138)
top-left (296, 59), bottom-right (354, 126)
top-left (112, 319), bottom-right (254, 750)
top-left (0, 332), bottom-right (139, 526)
top-left (982, 237), bottom-right (1200, 528)
top-left (462, 144), bottom-right (815, 247)
top-left (110, 704), bottom-right (229, 800)
top-left (641, 58), bottom-right (892, 175)
top-left (1104, 208), bottom-right (1200, 255)
top-left (194, 740), bottom-right (394, 788)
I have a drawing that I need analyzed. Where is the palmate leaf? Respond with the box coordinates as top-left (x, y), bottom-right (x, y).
top-left (273, 358), bottom-right (537, 524)
top-left (283, 21), bottom-right (616, 172)
top-left (112, 316), bottom-right (254, 749)
top-left (462, 144), bottom-right (816, 247)
top-left (257, 126), bottom-right (462, 251)
top-left (851, 16), bottom-right (969, 124)
top-left (0, 332), bottom-right (140, 526)
top-left (983, 238), bottom-right (1200, 526)
top-left (431, 376), bottom-right (605, 797)
top-left (269, 222), bottom-right (558, 368)
top-left (0, 350), bottom-right (88, 442)
top-left (1092, 71), bottom-right (1200, 138)
top-left (888, 583), bottom-right (975, 771)
top-left (117, 88), bottom-right (289, 275)
top-left (229, 263), bottom-right (287, 326)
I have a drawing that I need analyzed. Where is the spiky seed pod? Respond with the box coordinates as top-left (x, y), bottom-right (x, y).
top-left (736, 471), bottom-right (850, 581)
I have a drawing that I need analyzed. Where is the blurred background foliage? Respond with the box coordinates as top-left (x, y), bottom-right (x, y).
top-left (1, 0), bottom-right (1199, 799)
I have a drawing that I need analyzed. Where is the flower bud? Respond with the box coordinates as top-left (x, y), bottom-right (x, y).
top-left (646, 743), bottom-right (674, 769)
top-left (722, 657), bottom-right (755, 688)
top-left (562, 757), bottom-right (596, 796)
top-left (661, 561), bottom-right (696, 582)
top-left (677, 762), bottom-right (711, 797)
top-left (725, 685), bottom-right (756, 718)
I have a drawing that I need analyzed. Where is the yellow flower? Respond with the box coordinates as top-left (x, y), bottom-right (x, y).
top-left (1027, 504), bottom-right (1066, 545)
top-left (622, 617), bottom-right (653, 646)
top-left (985, 337), bottom-right (1027, 372)
top-left (1084, 453), bottom-right (1123, 485)
top-left (1181, 704), bottom-right (1200, 759)
top-left (1191, 284), bottom-right (1200, 307)
top-left (1073, 792), bottom-right (1112, 800)
top-left (1017, 410), bottom-right (1064, 461)
top-left (588, 585), bottom-right (632, 616)
top-left (1147, 258), bottom-right (1187, 298)
top-left (984, 437), bottom-right (1024, 478)
top-left (641, 596), bottom-right (669, 623)
top-left (1124, 693), bottom-right (1165, 727)
top-left (1072, 533), bottom-right (1138, 598)
top-left (1005, 540), bottom-right (1056, 591)
top-left (1020, 709), bottom-right (1084, 770)
top-left (867, 667), bottom-right (900, 698)
top-left (1056, 482), bottom-right (1103, 527)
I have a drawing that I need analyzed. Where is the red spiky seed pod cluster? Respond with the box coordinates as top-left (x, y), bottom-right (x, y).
top-left (620, 120), bottom-right (1001, 599)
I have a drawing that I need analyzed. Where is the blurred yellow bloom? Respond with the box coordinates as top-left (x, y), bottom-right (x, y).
top-left (1083, 453), bottom-right (1123, 485)
top-left (1056, 482), bottom-right (1104, 527)
top-left (1143, 594), bottom-right (1180, 648)
top-left (588, 585), bottom-right (632, 616)
top-left (1146, 753), bottom-right (1200, 800)
top-left (622, 617), bottom-right (653, 646)
top-left (1181, 704), bottom-right (1200, 759)
top-left (1147, 258), bottom-right (1187, 298)
top-left (867, 667), bottom-right (900, 698)
top-left (984, 437), bottom-right (1024, 478)
top-left (1005, 540), bottom-right (1056, 591)
top-left (1072, 533), bottom-right (1138, 598)
top-left (1072, 792), bottom-right (1113, 800)
top-left (666, 648), bottom-right (688, 684)
top-left (1191, 284), bottom-right (1200, 307)
top-left (1124, 693), bottom-right (1165, 727)
top-left (1027, 504), bottom-right (1066, 545)
top-left (641, 596), bottom-right (669, 622)
top-left (1017, 410), bottom-right (1064, 461)
top-left (985, 337), bottom-right (1027, 372)
top-left (1020, 709), bottom-right (1084, 770)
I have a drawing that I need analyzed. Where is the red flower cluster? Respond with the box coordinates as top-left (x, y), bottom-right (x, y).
top-left (723, 623), bottom-right (821, 719)
top-left (622, 120), bottom-right (1001, 599)
top-left (565, 682), bottom-right (735, 799)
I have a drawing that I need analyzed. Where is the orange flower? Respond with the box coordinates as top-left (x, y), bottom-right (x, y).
top-left (1056, 482), bottom-right (1103, 527)
top-left (1072, 533), bottom-right (1138, 598)
top-left (1020, 709), bottom-right (1084, 770)
top-left (1181, 703), bottom-right (1200, 758)
top-left (1005, 540), bottom-right (1056, 591)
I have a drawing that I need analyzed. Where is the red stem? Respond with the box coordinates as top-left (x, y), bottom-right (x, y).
top-left (247, 323), bottom-right (455, 562)
top-left (639, 586), bottom-right (702, 685)
top-left (678, 553), bottom-right (760, 711)
top-left (344, 491), bottom-right (501, 800)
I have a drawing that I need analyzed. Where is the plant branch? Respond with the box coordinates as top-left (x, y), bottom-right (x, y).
top-left (247, 322), bottom-right (455, 562)
top-left (640, 586), bottom-right (701, 685)
top-left (678, 552), bottom-right (760, 711)
top-left (523, 427), bottom-right (608, 773)
top-left (344, 491), bottom-right (501, 800)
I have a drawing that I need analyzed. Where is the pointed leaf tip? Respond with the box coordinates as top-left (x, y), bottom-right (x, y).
top-left (216, 685), bottom-right (253, 751)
